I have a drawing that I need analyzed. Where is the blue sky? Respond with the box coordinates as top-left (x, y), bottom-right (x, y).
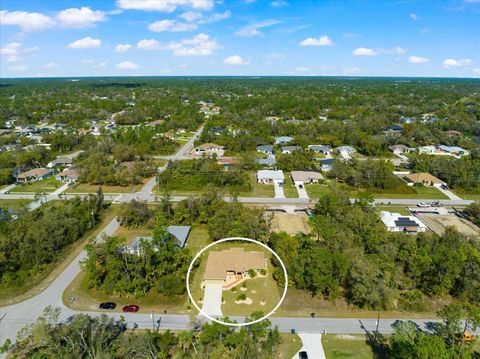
top-left (1, 0), bottom-right (479, 78)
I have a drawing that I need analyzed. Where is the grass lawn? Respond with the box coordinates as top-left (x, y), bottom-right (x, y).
top-left (283, 174), bottom-right (299, 198)
top-left (0, 205), bottom-right (118, 306)
top-left (0, 199), bottom-right (31, 210)
top-left (453, 189), bottom-right (480, 200)
top-left (185, 225), bottom-right (211, 254)
top-left (237, 174), bottom-right (274, 198)
top-left (305, 182), bottom-right (332, 198)
top-left (375, 205), bottom-right (411, 216)
top-left (278, 333), bottom-right (303, 359)
top-left (323, 334), bottom-right (374, 359)
top-left (113, 224), bottom-right (154, 243)
top-left (67, 182), bottom-right (144, 194)
top-left (9, 177), bottom-right (62, 193)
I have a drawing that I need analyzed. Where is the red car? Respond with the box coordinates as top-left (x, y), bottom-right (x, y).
top-left (122, 305), bottom-right (140, 313)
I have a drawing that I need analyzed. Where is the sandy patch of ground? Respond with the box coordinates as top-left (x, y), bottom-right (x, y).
top-left (418, 214), bottom-right (480, 236)
top-left (270, 212), bottom-right (310, 235)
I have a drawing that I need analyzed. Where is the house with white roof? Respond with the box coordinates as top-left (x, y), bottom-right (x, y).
top-left (275, 136), bottom-right (293, 144)
top-left (257, 170), bottom-right (284, 184)
top-left (380, 211), bottom-right (427, 234)
top-left (438, 145), bottom-right (469, 157)
top-left (308, 145), bottom-right (331, 155)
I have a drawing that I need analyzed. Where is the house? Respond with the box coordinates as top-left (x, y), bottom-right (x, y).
top-left (403, 172), bottom-right (446, 187)
top-left (383, 124), bottom-right (404, 135)
top-left (291, 171), bottom-right (324, 184)
top-left (47, 156), bottom-right (73, 168)
top-left (217, 157), bottom-right (237, 170)
top-left (208, 127), bottom-right (225, 136)
top-left (319, 158), bottom-right (334, 171)
top-left (380, 211), bottom-right (427, 234)
top-left (124, 226), bottom-right (191, 255)
top-left (446, 130), bottom-right (462, 137)
top-left (438, 145), bottom-right (469, 157)
top-left (202, 247), bottom-right (266, 288)
top-left (56, 168), bottom-right (81, 182)
top-left (418, 145), bottom-right (437, 155)
top-left (193, 143), bottom-right (224, 157)
top-left (16, 168), bottom-right (53, 183)
top-left (256, 157), bottom-right (277, 166)
top-left (335, 146), bottom-right (357, 159)
top-left (308, 145), bottom-right (331, 155)
top-left (256, 145), bottom-right (274, 156)
top-left (388, 144), bottom-right (415, 155)
top-left (257, 169), bottom-right (284, 184)
top-left (275, 136), bottom-right (293, 144)
top-left (281, 145), bottom-right (302, 154)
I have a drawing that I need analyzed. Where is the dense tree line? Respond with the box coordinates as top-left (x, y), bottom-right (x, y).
top-left (0, 192), bottom-right (104, 294)
top-left (3, 308), bottom-right (282, 358)
top-left (270, 191), bottom-right (480, 310)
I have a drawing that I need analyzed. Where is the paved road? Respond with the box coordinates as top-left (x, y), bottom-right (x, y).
top-left (294, 333), bottom-right (325, 359)
top-left (153, 126), bottom-right (204, 161)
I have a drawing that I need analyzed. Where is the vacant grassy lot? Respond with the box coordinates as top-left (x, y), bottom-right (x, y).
top-left (10, 177), bottom-right (62, 193)
top-left (0, 199), bottom-right (31, 210)
top-left (305, 182), bottom-right (332, 198)
top-left (283, 174), bottom-right (299, 198)
top-left (375, 205), bottom-right (411, 216)
top-left (238, 174), bottom-right (275, 198)
top-left (68, 182), bottom-right (145, 194)
top-left (323, 334), bottom-right (374, 359)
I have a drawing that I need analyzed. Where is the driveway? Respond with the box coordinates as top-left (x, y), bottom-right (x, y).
top-left (295, 181), bottom-right (309, 199)
top-left (436, 186), bottom-right (462, 200)
top-left (0, 184), bottom-right (16, 194)
top-left (293, 333), bottom-right (326, 359)
top-left (273, 180), bottom-right (285, 198)
top-left (201, 283), bottom-right (223, 317)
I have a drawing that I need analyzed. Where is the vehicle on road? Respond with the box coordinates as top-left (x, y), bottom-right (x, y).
top-left (122, 304), bottom-right (140, 312)
top-left (99, 302), bottom-right (117, 310)
top-left (417, 202), bottom-right (430, 207)
top-left (431, 201), bottom-right (441, 207)
top-left (299, 351), bottom-right (308, 359)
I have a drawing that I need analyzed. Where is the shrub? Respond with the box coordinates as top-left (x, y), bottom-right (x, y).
top-left (259, 269), bottom-right (267, 276)
top-left (231, 287), bottom-right (237, 293)
top-left (236, 294), bottom-right (247, 301)
top-left (242, 282), bottom-right (247, 288)
top-left (248, 269), bottom-right (256, 278)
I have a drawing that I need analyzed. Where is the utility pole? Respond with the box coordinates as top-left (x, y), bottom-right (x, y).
top-left (0, 313), bottom-right (6, 345)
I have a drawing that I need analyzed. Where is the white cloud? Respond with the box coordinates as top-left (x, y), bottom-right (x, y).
top-left (116, 61), bottom-right (139, 69)
top-left (200, 10), bottom-right (231, 24)
top-left (474, 68), bottom-right (480, 74)
top-left (299, 35), bottom-right (332, 46)
top-left (9, 64), bottom-right (28, 72)
top-left (0, 10), bottom-right (54, 32)
top-left (223, 55), bottom-right (250, 65)
top-left (115, 44), bottom-right (132, 53)
top-left (235, 19), bottom-right (281, 37)
top-left (408, 55), bottom-right (430, 64)
top-left (344, 67), bottom-right (361, 75)
top-left (137, 39), bottom-right (161, 50)
top-left (410, 13), bottom-right (419, 20)
top-left (43, 62), bottom-right (59, 68)
top-left (179, 11), bottom-right (202, 22)
top-left (57, 7), bottom-right (106, 28)
top-left (23, 46), bottom-right (39, 53)
top-left (148, 19), bottom-right (197, 32)
top-left (116, 0), bottom-right (215, 12)
top-left (68, 37), bottom-right (102, 49)
top-left (165, 33), bottom-right (221, 56)
top-left (0, 42), bottom-right (38, 63)
top-left (353, 47), bottom-right (377, 56)
top-left (379, 46), bottom-right (406, 54)
top-left (443, 58), bottom-right (472, 68)
top-left (271, 0), bottom-right (288, 7)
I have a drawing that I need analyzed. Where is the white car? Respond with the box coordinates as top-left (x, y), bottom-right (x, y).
top-left (417, 202), bottom-right (430, 207)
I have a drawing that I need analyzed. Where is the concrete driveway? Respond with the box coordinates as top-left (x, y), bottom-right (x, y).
top-left (295, 181), bottom-right (309, 199)
top-left (273, 180), bottom-right (285, 198)
top-left (293, 333), bottom-right (326, 359)
top-left (201, 283), bottom-right (223, 317)
top-left (436, 186), bottom-right (462, 200)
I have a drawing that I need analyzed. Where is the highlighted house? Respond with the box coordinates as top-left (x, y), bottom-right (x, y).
top-left (202, 248), bottom-right (266, 289)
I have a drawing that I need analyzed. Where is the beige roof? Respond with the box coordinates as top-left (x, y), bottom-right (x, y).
top-left (17, 168), bottom-right (51, 179)
top-left (197, 143), bottom-right (221, 150)
top-left (403, 172), bottom-right (445, 185)
top-left (291, 171), bottom-right (324, 182)
top-left (203, 248), bottom-right (266, 280)
top-left (57, 168), bottom-right (81, 178)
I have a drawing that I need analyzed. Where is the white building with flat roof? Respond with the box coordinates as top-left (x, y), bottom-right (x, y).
top-left (257, 170), bottom-right (284, 184)
top-left (380, 211), bottom-right (427, 234)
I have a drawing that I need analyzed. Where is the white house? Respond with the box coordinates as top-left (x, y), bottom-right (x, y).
top-left (257, 170), bottom-right (284, 184)
top-left (275, 136), bottom-right (293, 144)
top-left (388, 145), bottom-right (415, 155)
top-left (308, 145), bottom-right (331, 155)
top-left (193, 143), bottom-right (224, 157)
top-left (438, 145), bottom-right (469, 157)
top-left (280, 145), bottom-right (302, 154)
top-left (380, 211), bottom-right (427, 234)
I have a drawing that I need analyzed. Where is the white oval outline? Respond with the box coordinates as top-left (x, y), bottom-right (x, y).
top-left (186, 237), bottom-right (288, 327)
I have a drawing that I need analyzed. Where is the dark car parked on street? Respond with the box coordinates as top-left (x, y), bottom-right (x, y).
top-left (99, 302), bottom-right (117, 310)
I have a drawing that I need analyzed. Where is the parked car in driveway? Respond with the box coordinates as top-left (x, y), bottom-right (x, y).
top-left (440, 184), bottom-right (448, 190)
top-left (299, 351), bottom-right (308, 359)
top-left (122, 304), bottom-right (140, 313)
top-left (99, 302), bottom-right (116, 310)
